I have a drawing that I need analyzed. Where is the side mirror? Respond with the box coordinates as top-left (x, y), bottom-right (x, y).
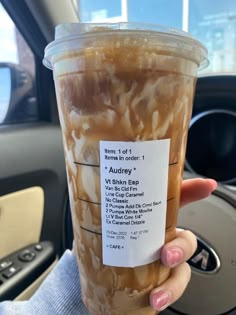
top-left (0, 62), bottom-right (36, 124)
top-left (0, 66), bottom-right (11, 123)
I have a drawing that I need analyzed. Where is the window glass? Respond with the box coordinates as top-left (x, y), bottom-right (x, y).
top-left (80, 0), bottom-right (122, 22)
top-left (76, 0), bottom-right (236, 74)
top-left (189, 0), bottom-right (236, 73)
top-left (0, 4), bottom-right (38, 124)
top-left (127, 0), bottom-right (183, 29)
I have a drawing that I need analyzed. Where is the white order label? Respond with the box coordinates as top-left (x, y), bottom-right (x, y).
top-left (100, 140), bottom-right (170, 268)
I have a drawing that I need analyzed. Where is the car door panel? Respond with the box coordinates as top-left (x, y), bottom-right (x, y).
top-left (0, 241), bottom-right (57, 301)
top-left (0, 124), bottom-right (67, 255)
top-left (0, 187), bottom-right (44, 257)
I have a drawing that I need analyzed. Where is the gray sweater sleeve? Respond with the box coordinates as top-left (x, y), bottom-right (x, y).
top-left (0, 250), bottom-right (90, 315)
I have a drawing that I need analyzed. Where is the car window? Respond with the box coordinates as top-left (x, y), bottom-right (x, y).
top-left (74, 0), bottom-right (236, 74)
top-left (0, 3), bottom-right (38, 124)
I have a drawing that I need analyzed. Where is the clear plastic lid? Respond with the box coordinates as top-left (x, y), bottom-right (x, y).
top-left (43, 22), bottom-right (208, 70)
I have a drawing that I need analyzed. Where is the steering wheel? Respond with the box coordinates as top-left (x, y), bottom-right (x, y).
top-left (163, 172), bottom-right (236, 315)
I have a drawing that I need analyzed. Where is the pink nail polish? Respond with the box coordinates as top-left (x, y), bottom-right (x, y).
top-left (151, 290), bottom-right (170, 311)
top-left (167, 247), bottom-right (183, 267)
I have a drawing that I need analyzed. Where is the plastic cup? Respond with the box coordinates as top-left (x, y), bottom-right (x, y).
top-left (44, 22), bottom-right (208, 315)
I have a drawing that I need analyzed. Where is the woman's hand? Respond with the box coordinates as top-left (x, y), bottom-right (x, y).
top-left (150, 178), bottom-right (217, 312)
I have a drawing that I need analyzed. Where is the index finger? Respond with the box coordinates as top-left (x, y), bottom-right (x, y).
top-left (180, 178), bottom-right (217, 208)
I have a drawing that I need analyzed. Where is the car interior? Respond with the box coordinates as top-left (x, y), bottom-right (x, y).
top-left (0, 1), bottom-right (235, 314)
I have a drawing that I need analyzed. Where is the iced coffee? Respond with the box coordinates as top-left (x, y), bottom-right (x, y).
top-left (44, 23), bottom-right (208, 315)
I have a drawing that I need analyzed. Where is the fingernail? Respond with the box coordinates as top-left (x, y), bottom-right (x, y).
top-left (166, 247), bottom-right (184, 267)
top-left (206, 179), bottom-right (218, 191)
top-left (151, 290), bottom-right (171, 311)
